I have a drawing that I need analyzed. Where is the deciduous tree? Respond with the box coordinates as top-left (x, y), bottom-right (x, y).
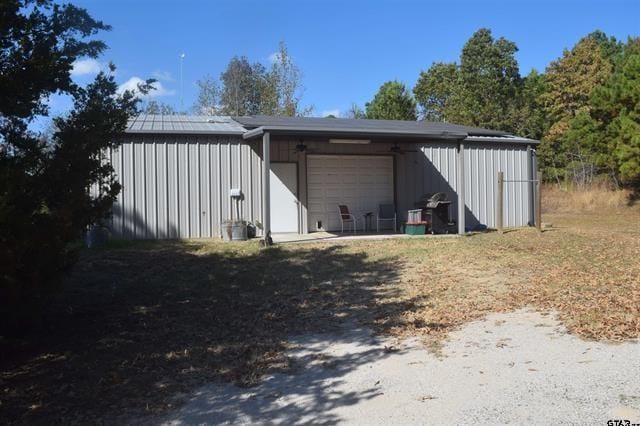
top-left (457, 28), bottom-right (522, 131)
top-left (538, 36), bottom-right (613, 184)
top-left (218, 42), bottom-right (310, 117)
top-left (542, 38), bottom-right (612, 139)
top-left (193, 75), bottom-right (220, 115)
top-left (513, 69), bottom-right (548, 140)
top-left (263, 41), bottom-right (310, 116)
top-left (219, 56), bottom-right (266, 116)
top-left (366, 81), bottom-right (416, 120)
top-left (144, 100), bottom-right (177, 115)
top-left (346, 103), bottom-right (367, 119)
top-left (413, 62), bottom-right (459, 122)
top-left (413, 29), bottom-right (523, 131)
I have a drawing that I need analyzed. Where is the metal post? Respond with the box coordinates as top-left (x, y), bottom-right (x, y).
top-left (527, 145), bottom-right (535, 226)
top-left (497, 171), bottom-right (504, 233)
top-left (179, 53), bottom-right (185, 112)
top-left (536, 170), bottom-right (543, 233)
top-left (457, 142), bottom-right (465, 235)
top-left (262, 132), bottom-right (272, 245)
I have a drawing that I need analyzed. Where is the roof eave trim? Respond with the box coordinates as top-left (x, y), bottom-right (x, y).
top-left (464, 136), bottom-right (540, 145)
top-left (242, 126), bottom-right (467, 141)
top-left (242, 127), bottom-right (265, 139)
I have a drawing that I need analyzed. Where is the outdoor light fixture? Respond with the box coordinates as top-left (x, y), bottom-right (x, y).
top-left (328, 139), bottom-right (371, 144)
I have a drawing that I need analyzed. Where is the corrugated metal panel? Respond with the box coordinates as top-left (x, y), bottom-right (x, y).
top-left (126, 114), bottom-right (246, 134)
top-left (416, 143), bottom-right (460, 222)
top-left (415, 142), bottom-right (531, 230)
top-left (108, 134), bottom-right (262, 239)
top-left (464, 144), bottom-right (531, 229)
top-left (101, 135), bottom-right (532, 240)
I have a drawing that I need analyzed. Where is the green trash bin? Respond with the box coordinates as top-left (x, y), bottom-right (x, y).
top-left (405, 222), bottom-right (427, 235)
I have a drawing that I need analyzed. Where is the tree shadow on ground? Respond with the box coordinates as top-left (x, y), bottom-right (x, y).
top-left (0, 240), bottom-right (424, 423)
top-left (161, 326), bottom-right (396, 425)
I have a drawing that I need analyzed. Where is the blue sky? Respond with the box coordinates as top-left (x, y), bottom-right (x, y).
top-left (57, 0), bottom-right (639, 119)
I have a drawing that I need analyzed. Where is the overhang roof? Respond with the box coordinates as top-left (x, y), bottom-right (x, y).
top-left (235, 115), bottom-right (512, 141)
top-left (233, 115), bottom-right (508, 136)
top-left (125, 114), bottom-right (538, 144)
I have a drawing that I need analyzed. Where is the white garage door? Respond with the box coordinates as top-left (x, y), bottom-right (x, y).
top-left (307, 155), bottom-right (394, 232)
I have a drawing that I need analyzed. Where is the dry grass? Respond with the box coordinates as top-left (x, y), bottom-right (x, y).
top-left (1, 242), bottom-right (402, 422)
top-left (542, 184), bottom-right (634, 213)
top-left (375, 209), bottom-right (640, 346)
top-left (1, 204), bottom-right (639, 422)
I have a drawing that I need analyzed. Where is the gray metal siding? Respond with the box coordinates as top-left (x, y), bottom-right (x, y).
top-left (411, 142), bottom-right (531, 230)
top-left (103, 135), bottom-right (532, 240)
top-left (268, 138), bottom-right (532, 232)
top-left (399, 143), bottom-right (532, 229)
top-left (463, 144), bottom-right (531, 229)
top-left (108, 134), bottom-right (262, 239)
top-left (418, 142), bottom-right (459, 205)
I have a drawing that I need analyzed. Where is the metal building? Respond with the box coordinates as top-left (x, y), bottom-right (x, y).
top-left (105, 114), bottom-right (538, 240)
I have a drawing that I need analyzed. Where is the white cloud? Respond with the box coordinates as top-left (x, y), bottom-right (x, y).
top-left (151, 70), bottom-right (174, 82)
top-left (71, 58), bottom-right (102, 76)
top-left (117, 76), bottom-right (175, 98)
top-left (148, 81), bottom-right (175, 97)
top-left (267, 51), bottom-right (282, 63)
top-left (320, 109), bottom-right (341, 118)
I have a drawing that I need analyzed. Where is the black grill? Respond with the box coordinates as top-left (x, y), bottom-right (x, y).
top-left (415, 193), bottom-right (456, 234)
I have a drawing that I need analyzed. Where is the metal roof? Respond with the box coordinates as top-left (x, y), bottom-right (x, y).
top-left (235, 115), bottom-right (510, 139)
top-left (124, 114), bottom-right (538, 144)
top-left (126, 114), bottom-right (246, 134)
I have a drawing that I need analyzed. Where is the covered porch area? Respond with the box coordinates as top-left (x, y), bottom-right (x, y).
top-left (245, 132), bottom-right (465, 242)
top-left (234, 115), bottom-right (537, 245)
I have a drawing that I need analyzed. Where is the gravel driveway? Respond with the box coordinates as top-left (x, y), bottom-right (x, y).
top-left (160, 310), bottom-right (640, 425)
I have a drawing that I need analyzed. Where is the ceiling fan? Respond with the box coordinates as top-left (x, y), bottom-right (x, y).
top-left (292, 140), bottom-right (319, 154)
top-left (294, 142), bottom-right (307, 153)
top-left (389, 142), bottom-right (419, 155)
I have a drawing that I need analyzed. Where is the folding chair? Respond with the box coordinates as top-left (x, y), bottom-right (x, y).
top-left (337, 205), bottom-right (358, 234)
top-left (377, 204), bottom-right (397, 232)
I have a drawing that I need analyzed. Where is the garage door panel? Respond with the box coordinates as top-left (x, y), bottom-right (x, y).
top-left (307, 155), bottom-right (394, 232)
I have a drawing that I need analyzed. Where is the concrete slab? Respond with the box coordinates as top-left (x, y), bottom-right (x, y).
top-left (271, 231), bottom-right (459, 244)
